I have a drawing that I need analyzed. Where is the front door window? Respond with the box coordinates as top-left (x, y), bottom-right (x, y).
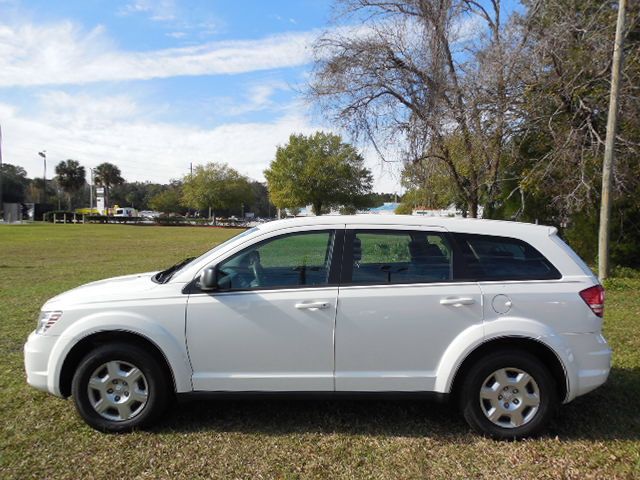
top-left (216, 231), bottom-right (335, 290)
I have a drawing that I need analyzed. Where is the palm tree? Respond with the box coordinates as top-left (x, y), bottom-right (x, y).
top-left (54, 160), bottom-right (86, 209)
top-left (94, 163), bottom-right (124, 211)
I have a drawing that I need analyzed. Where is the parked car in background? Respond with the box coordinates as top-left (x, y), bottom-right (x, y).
top-left (138, 210), bottom-right (161, 219)
top-left (24, 216), bottom-right (610, 438)
top-left (113, 207), bottom-right (138, 217)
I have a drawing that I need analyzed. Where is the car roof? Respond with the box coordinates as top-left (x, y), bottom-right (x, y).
top-left (256, 215), bottom-right (557, 238)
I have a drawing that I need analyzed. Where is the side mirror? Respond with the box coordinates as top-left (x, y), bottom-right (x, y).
top-left (199, 266), bottom-right (218, 291)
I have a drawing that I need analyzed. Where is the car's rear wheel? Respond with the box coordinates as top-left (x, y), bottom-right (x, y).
top-left (460, 350), bottom-right (558, 439)
top-left (71, 343), bottom-right (170, 432)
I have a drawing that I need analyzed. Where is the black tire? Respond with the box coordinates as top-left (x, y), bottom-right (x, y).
top-left (459, 349), bottom-right (558, 440)
top-left (71, 342), bottom-right (170, 432)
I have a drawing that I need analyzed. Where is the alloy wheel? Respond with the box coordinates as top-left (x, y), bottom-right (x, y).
top-left (87, 360), bottom-right (149, 421)
top-left (479, 367), bottom-right (541, 429)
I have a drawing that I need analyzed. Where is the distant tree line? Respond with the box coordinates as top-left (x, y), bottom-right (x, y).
top-left (0, 161), bottom-right (275, 218)
top-left (2, 144), bottom-right (397, 220)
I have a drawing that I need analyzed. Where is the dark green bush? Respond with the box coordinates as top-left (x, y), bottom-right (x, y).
top-left (154, 216), bottom-right (188, 225)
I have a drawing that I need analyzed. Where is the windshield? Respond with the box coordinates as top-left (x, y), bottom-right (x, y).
top-left (153, 257), bottom-right (196, 284)
top-left (153, 227), bottom-right (259, 284)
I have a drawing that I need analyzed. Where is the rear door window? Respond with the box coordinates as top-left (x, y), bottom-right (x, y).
top-left (346, 230), bottom-right (453, 284)
top-left (455, 233), bottom-right (561, 281)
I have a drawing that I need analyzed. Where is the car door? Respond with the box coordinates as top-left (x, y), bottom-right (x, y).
top-left (186, 227), bottom-right (342, 391)
top-left (334, 225), bottom-right (483, 391)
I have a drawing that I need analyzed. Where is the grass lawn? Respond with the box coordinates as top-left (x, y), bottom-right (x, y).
top-left (1, 223), bottom-right (639, 479)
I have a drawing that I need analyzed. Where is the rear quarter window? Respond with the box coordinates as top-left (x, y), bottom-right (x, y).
top-left (454, 233), bottom-right (561, 281)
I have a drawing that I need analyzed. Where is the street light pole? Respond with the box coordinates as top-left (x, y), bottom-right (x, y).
top-left (38, 151), bottom-right (47, 203)
top-left (89, 167), bottom-right (94, 213)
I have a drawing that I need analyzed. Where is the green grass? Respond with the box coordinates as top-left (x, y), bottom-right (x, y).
top-left (1, 223), bottom-right (639, 479)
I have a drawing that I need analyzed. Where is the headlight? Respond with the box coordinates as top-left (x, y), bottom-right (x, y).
top-left (36, 311), bottom-right (63, 334)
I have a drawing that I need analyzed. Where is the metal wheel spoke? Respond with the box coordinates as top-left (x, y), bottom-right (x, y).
top-left (493, 369), bottom-right (510, 387)
top-left (480, 386), bottom-right (499, 401)
top-left (131, 389), bottom-right (148, 403)
top-left (487, 407), bottom-right (503, 423)
top-left (117, 403), bottom-right (132, 420)
top-left (125, 367), bottom-right (143, 384)
top-left (509, 410), bottom-right (525, 427)
top-left (106, 361), bottom-right (121, 380)
top-left (88, 377), bottom-right (106, 391)
top-left (94, 399), bottom-right (110, 414)
top-left (516, 372), bottom-right (533, 389)
top-left (523, 392), bottom-right (540, 407)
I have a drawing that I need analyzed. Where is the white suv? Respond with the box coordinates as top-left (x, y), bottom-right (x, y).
top-left (24, 216), bottom-right (611, 439)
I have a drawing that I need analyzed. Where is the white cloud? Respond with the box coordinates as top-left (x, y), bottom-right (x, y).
top-left (118, 0), bottom-right (176, 21)
top-left (0, 20), bottom-right (317, 87)
top-left (216, 80), bottom-right (290, 116)
top-left (37, 91), bottom-right (140, 125)
top-left (0, 93), bottom-right (319, 185)
top-left (119, 1), bottom-right (151, 14)
top-left (0, 92), bottom-right (400, 192)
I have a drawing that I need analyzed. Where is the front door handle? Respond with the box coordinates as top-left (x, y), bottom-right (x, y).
top-left (440, 297), bottom-right (475, 307)
top-left (295, 301), bottom-right (330, 310)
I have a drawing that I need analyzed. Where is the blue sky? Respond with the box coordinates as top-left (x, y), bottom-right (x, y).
top-left (0, 1), bottom-right (517, 192)
top-left (1, 0), bottom-right (409, 191)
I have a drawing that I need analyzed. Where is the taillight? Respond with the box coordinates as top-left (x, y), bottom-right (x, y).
top-left (579, 285), bottom-right (605, 317)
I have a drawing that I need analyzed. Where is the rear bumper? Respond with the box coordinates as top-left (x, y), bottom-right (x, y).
top-left (561, 332), bottom-right (611, 402)
top-left (24, 331), bottom-right (60, 396)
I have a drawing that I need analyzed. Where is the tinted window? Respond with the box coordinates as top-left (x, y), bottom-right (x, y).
top-left (348, 230), bottom-right (452, 284)
top-left (216, 231), bottom-right (334, 290)
top-left (455, 234), bottom-right (561, 281)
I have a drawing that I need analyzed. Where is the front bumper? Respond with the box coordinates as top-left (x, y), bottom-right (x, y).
top-left (24, 331), bottom-right (59, 396)
top-left (562, 332), bottom-right (611, 402)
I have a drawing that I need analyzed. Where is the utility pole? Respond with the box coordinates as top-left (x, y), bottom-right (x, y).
top-left (598, 0), bottom-right (627, 281)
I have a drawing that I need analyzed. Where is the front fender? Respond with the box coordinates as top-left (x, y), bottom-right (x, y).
top-left (47, 310), bottom-right (193, 396)
top-left (434, 317), bottom-right (576, 400)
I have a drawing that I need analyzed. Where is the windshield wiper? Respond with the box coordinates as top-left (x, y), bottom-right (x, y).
top-left (153, 257), bottom-right (196, 284)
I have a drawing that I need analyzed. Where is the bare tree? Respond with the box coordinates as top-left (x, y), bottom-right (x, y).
top-left (310, 0), bottom-right (534, 217)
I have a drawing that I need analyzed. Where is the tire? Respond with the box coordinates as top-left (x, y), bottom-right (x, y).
top-left (71, 342), bottom-right (170, 432)
top-left (459, 349), bottom-right (558, 440)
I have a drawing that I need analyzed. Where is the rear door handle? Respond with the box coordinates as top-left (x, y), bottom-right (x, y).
top-left (440, 297), bottom-right (475, 307)
top-left (295, 301), bottom-right (330, 310)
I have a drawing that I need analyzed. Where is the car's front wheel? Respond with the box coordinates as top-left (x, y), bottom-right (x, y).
top-left (71, 343), bottom-right (170, 432)
top-left (460, 350), bottom-right (558, 439)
